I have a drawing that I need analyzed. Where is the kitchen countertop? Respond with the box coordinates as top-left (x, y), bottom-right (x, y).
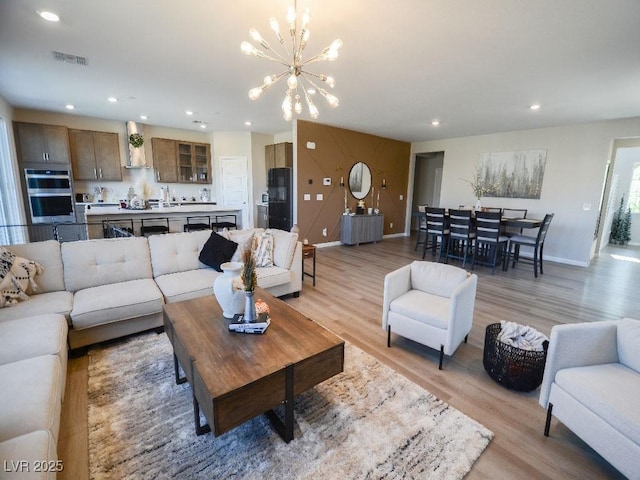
top-left (85, 204), bottom-right (240, 216)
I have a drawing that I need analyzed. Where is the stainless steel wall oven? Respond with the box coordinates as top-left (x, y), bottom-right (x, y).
top-left (24, 168), bottom-right (75, 223)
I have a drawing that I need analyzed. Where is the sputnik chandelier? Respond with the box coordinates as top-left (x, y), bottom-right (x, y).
top-left (241, 2), bottom-right (342, 121)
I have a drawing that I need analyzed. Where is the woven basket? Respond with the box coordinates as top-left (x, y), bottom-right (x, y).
top-left (483, 323), bottom-right (549, 392)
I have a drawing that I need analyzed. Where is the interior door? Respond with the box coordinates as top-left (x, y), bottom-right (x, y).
top-left (220, 156), bottom-right (249, 228)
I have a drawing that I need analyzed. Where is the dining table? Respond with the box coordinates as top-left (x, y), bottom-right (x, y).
top-left (500, 216), bottom-right (543, 229)
top-left (413, 210), bottom-right (544, 230)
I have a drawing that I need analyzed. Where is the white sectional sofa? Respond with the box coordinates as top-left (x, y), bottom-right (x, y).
top-left (0, 227), bottom-right (302, 349)
top-left (148, 228), bottom-right (301, 303)
top-left (0, 313), bottom-right (68, 479)
top-left (0, 228), bottom-right (301, 475)
top-left (539, 318), bottom-right (640, 479)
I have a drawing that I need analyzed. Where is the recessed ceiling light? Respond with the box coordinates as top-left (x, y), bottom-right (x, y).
top-left (38, 10), bottom-right (60, 22)
top-left (245, 121), bottom-right (252, 126)
top-left (431, 120), bottom-right (440, 126)
top-left (200, 124), bottom-right (207, 129)
top-left (65, 104), bottom-right (74, 110)
top-left (108, 97), bottom-right (118, 103)
top-left (186, 110), bottom-right (194, 116)
top-left (140, 115), bottom-right (148, 120)
top-left (530, 104), bottom-right (541, 110)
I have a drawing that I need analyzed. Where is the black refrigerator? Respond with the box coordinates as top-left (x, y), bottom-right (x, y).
top-left (268, 167), bottom-right (293, 231)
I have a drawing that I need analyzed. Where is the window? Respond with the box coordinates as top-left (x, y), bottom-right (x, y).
top-left (0, 118), bottom-right (26, 244)
top-left (630, 163), bottom-right (640, 213)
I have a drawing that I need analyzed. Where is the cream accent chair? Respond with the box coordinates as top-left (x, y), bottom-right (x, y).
top-left (382, 261), bottom-right (478, 369)
top-left (539, 318), bottom-right (640, 479)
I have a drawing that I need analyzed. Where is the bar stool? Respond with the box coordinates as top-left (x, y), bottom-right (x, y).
top-left (211, 214), bottom-right (237, 232)
top-left (184, 216), bottom-right (211, 232)
top-left (102, 219), bottom-right (134, 238)
top-left (141, 217), bottom-right (170, 236)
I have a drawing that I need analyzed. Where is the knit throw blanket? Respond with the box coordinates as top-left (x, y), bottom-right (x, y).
top-left (498, 320), bottom-right (549, 351)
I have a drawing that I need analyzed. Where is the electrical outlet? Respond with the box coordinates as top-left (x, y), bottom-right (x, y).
top-left (390, 222), bottom-right (393, 228)
top-left (322, 227), bottom-right (327, 237)
top-left (399, 195), bottom-right (403, 200)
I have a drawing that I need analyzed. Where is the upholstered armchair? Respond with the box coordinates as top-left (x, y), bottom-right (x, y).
top-left (382, 261), bottom-right (478, 369)
top-left (539, 318), bottom-right (640, 479)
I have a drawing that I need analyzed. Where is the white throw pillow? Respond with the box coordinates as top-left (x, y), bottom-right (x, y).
top-left (254, 232), bottom-right (274, 267)
top-left (227, 229), bottom-right (255, 263)
top-left (266, 229), bottom-right (298, 269)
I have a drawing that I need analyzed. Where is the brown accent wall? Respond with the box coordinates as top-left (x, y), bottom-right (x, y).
top-left (296, 120), bottom-right (411, 244)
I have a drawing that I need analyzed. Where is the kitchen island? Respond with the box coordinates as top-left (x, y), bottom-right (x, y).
top-left (84, 203), bottom-right (242, 239)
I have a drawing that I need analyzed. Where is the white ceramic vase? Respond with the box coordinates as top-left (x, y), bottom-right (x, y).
top-left (213, 262), bottom-right (245, 319)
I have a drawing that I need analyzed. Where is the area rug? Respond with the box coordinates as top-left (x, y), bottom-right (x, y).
top-left (87, 332), bottom-right (492, 479)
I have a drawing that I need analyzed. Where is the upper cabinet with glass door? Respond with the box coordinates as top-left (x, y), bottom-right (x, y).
top-left (177, 141), bottom-right (211, 184)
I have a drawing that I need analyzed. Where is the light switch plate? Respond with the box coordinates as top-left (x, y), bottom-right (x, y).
top-left (316, 193), bottom-right (323, 201)
top-left (303, 193), bottom-right (311, 201)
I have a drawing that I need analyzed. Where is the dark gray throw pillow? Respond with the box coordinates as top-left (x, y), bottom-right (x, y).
top-left (199, 232), bottom-right (238, 272)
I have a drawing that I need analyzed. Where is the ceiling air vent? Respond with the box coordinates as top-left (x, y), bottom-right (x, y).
top-left (52, 51), bottom-right (88, 66)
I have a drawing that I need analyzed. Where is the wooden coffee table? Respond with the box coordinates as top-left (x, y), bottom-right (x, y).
top-left (163, 289), bottom-right (344, 443)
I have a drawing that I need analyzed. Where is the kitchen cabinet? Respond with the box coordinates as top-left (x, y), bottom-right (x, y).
top-left (151, 138), bottom-right (178, 183)
top-left (151, 138), bottom-right (210, 184)
top-left (178, 141), bottom-right (210, 183)
top-left (69, 129), bottom-right (122, 181)
top-left (265, 142), bottom-right (293, 173)
top-left (14, 122), bottom-right (70, 164)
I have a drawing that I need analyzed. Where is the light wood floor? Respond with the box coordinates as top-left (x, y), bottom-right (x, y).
top-left (58, 236), bottom-right (639, 479)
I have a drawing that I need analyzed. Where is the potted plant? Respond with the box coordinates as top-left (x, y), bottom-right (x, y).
top-left (461, 165), bottom-right (499, 209)
top-left (241, 245), bottom-right (258, 322)
top-left (610, 196), bottom-right (632, 245)
top-left (128, 132), bottom-right (144, 148)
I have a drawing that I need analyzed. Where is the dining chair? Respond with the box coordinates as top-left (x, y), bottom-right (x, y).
top-left (414, 205), bottom-right (428, 251)
top-left (507, 213), bottom-right (554, 277)
top-left (472, 211), bottom-right (509, 274)
top-left (501, 208), bottom-right (528, 237)
top-left (422, 207), bottom-right (449, 262)
top-left (481, 207), bottom-right (502, 213)
top-left (446, 209), bottom-right (476, 267)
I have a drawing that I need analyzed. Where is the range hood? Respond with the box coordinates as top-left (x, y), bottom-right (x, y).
top-left (125, 121), bottom-right (150, 168)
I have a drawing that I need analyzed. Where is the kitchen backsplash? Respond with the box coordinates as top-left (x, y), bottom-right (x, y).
top-left (74, 167), bottom-right (216, 204)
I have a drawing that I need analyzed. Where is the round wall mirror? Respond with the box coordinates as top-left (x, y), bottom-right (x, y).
top-left (348, 162), bottom-right (372, 200)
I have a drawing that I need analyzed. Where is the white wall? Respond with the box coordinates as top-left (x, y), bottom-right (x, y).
top-left (411, 117), bottom-right (640, 266)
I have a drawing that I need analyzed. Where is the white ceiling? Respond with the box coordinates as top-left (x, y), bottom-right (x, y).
top-left (1, 0), bottom-right (639, 143)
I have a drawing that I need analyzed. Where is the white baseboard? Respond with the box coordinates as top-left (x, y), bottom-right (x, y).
top-left (515, 252), bottom-right (588, 268)
top-left (384, 233), bottom-right (408, 239)
top-left (315, 240), bottom-right (342, 249)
